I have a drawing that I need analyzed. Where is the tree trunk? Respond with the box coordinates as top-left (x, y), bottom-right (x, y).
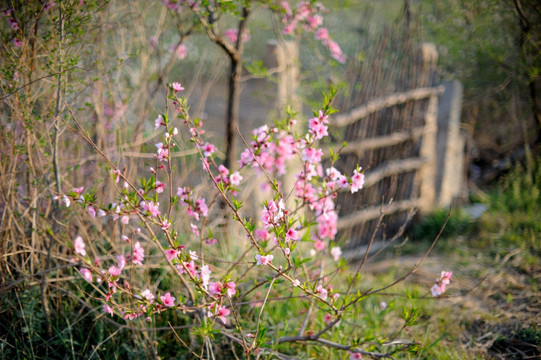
top-left (224, 57), bottom-right (242, 170)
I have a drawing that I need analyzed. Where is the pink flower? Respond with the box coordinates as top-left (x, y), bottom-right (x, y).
top-left (117, 255), bottom-right (126, 270)
top-left (337, 175), bottom-right (348, 188)
top-left (349, 352), bottom-right (363, 360)
top-left (350, 169), bottom-right (365, 193)
top-left (224, 282), bottom-right (236, 298)
top-left (199, 142), bottom-right (216, 157)
top-left (154, 114), bottom-right (165, 130)
top-left (330, 246), bottom-right (342, 261)
top-left (200, 265), bottom-right (211, 287)
top-left (190, 223), bottom-right (199, 237)
top-left (224, 28), bottom-right (250, 44)
top-left (160, 292), bottom-right (176, 307)
top-left (431, 271), bottom-right (453, 297)
top-left (283, 23), bottom-right (296, 35)
top-left (121, 215), bottom-right (129, 224)
top-left (74, 235), bottom-right (86, 256)
top-left (194, 198), bottom-right (208, 218)
top-left (326, 167), bottom-right (341, 181)
top-left (155, 143), bottom-right (169, 161)
top-left (285, 228), bottom-right (299, 242)
top-left (306, 14), bottom-right (322, 30)
top-left (327, 40), bottom-right (346, 63)
top-left (171, 82), bottom-right (184, 92)
top-left (87, 206), bottom-right (96, 218)
top-left (313, 238), bottom-right (325, 251)
top-left (108, 265), bottom-right (121, 277)
top-left (141, 289), bottom-right (155, 303)
top-left (316, 284), bottom-right (328, 300)
top-left (281, 0), bottom-right (292, 16)
top-left (13, 38), bottom-right (22, 47)
top-left (155, 181), bottom-right (165, 194)
top-left (255, 254), bottom-right (273, 266)
top-left (177, 186), bottom-right (190, 201)
top-left (8, 18), bottom-right (18, 31)
top-left (141, 201), bottom-right (161, 217)
top-left (261, 200), bottom-right (285, 228)
top-left (209, 304), bottom-right (230, 324)
top-left (174, 44), bottom-right (187, 60)
top-left (181, 260), bottom-right (196, 276)
top-left (217, 305), bottom-right (230, 319)
top-left (61, 195), bottom-right (71, 207)
top-left (111, 169), bottom-right (121, 183)
top-left (323, 313), bottom-right (332, 325)
top-left (315, 27), bottom-right (329, 41)
top-left (161, 219), bottom-right (171, 230)
top-left (132, 242), bottom-right (145, 265)
top-left (218, 164), bottom-right (229, 178)
top-left (224, 29), bottom-right (238, 43)
top-left (103, 304), bottom-right (114, 316)
top-left (209, 282), bottom-right (222, 296)
top-left (79, 268), bottom-right (92, 282)
top-left (164, 248), bottom-right (178, 261)
top-left (230, 171), bottom-right (243, 186)
top-left (302, 147), bottom-right (323, 164)
top-left (292, 279), bottom-right (300, 287)
top-left (441, 271), bottom-right (453, 285)
top-left (255, 229), bottom-right (270, 241)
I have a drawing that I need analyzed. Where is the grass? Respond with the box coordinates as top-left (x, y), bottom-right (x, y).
top-left (396, 156), bottom-right (541, 359)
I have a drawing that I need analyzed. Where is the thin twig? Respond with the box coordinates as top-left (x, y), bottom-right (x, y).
top-left (41, 3), bottom-right (65, 338)
top-left (252, 277), bottom-right (276, 350)
top-left (0, 263), bottom-right (76, 294)
top-left (345, 201), bottom-right (391, 298)
top-left (342, 208), bottom-right (451, 311)
top-left (168, 322), bottom-right (201, 359)
top-left (0, 66), bottom-right (85, 101)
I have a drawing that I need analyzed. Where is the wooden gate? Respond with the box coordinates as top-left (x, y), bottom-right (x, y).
top-left (330, 85), bottom-right (444, 252)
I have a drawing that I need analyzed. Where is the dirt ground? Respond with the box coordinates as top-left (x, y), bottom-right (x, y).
top-left (365, 252), bottom-right (541, 359)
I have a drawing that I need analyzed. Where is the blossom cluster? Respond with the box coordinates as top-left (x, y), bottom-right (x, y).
top-left (62, 85), bottom-right (236, 323)
top-left (64, 81), bottom-right (451, 352)
top-left (4, 8), bottom-right (23, 47)
top-left (161, 0), bottom-right (198, 13)
top-left (224, 28), bottom-right (250, 45)
top-left (73, 82), bottom-right (359, 322)
top-left (236, 109), bottom-right (364, 261)
top-left (280, 1), bottom-right (346, 63)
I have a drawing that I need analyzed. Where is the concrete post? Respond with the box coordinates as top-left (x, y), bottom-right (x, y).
top-left (436, 80), bottom-right (465, 207)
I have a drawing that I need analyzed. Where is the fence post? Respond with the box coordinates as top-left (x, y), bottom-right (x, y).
top-left (265, 40), bottom-right (301, 116)
top-left (417, 43), bottom-right (439, 213)
top-left (418, 94), bottom-right (438, 213)
top-left (266, 40), bottom-right (301, 205)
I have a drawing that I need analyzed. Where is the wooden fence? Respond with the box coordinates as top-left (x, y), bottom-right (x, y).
top-left (331, 86), bottom-right (443, 229)
top-left (263, 39), bottom-right (465, 254)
